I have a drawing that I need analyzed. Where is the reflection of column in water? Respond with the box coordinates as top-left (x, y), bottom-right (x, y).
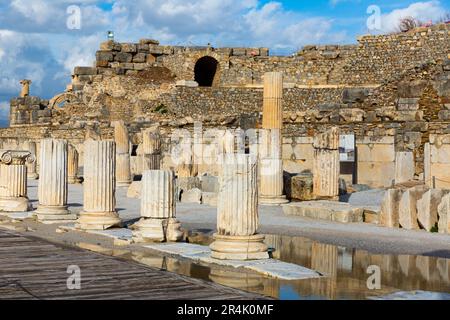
top-left (337, 247), bottom-right (353, 272)
top-left (310, 242), bottom-right (338, 300)
top-left (397, 255), bottom-right (416, 277)
top-left (209, 268), bottom-right (264, 293)
top-left (437, 258), bottom-right (449, 283)
top-left (264, 234), bottom-right (282, 260)
top-left (264, 234), bottom-right (313, 267)
top-left (416, 255), bottom-right (436, 282)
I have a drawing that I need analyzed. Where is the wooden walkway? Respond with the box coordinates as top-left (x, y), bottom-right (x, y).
top-left (0, 229), bottom-right (265, 300)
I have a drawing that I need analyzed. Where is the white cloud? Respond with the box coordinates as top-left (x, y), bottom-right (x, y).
top-left (380, 1), bottom-right (446, 32)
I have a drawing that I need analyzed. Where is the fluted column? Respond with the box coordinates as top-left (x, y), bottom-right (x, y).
top-left (23, 141), bottom-right (38, 179)
top-left (313, 127), bottom-right (340, 200)
top-left (76, 140), bottom-right (121, 230)
top-left (35, 139), bottom-right (76, 223)
top-left (132, 170), bottom-right (183, 242)
top-left (142, 127), bottom-right (161, 171)
top-left (68, 144), bottom-right (81, 184)
top-left (259, 129), bottom-right (288, 205)
top-left (262, 72), bottom-right (283, 129)
top-left (113, 120), bottom-right (132, 187)
top-left (210, 154), bottom-right (268, 260)
top-left (0, 150), bottom-right (33, 212)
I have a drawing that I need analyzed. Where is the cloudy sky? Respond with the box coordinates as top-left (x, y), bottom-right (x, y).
top-left (0, 0), bottom-right (448, 126)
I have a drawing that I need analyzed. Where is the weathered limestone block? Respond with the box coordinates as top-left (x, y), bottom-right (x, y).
top-left (259, 129), bottom-right (288, 205)
top-left (313, 128), bottom-right (339, 199)
top-left (282, 201), bottom-right (363, 223)
top-left (395, 152), bottom-right (415, 184)
top-left (417, 189), bottom-right (446, 231)
top-left (132, 170), bottom-right (183, 243)
top-left (142, 127), bottom-right (161, 171)
top-left (210, 154), bottom-right (268, 260)
top-left (262, 72), bottom-right (283, 129)
top-left (284, 172), bottom-right (314, 201)
top-left (181, 188), bottom-right (202, 204)
top-left (76, 140), bottom-right (122, 230)
top-left (68, 144), bottom-right (81, 184)
top-left (437, 194), bottom-right (450, 234)
top-left (399, 186), bottom-right (428, 230)
top-left (127, 181), bottom-right (141, 199)
top-left (35, 139), bottom-right (76, 223)
top-left (380, 189), bottom-right (402, 227)
top-left (23, 141), bottom-right (38, 179)
top-left (113, 120), bottom-right (132, 187)
top-left (0, 150), bottom-right (33, 212)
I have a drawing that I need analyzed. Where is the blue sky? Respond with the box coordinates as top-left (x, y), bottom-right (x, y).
top-left (0, 0), bottom-right (448, 126)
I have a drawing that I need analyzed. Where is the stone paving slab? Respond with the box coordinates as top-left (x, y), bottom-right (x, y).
top-left (145, 242), bottom-right (323, 281)
top-left (1, 211), bottom-right (34, 220)
top-left (369, 290), bottom-right (450, 300)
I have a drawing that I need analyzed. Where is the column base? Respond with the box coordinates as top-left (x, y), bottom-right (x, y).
top-left (209, 234), bottom-right (269, 260)
top-left (116, 180), bottom-right (132, 188)
top-left (0, 197), bottom-right (32, 212)
top-left (132, 218), bottom-right (166, 243)
top-left (76, 211), bottom-right (122, 230)
top-left (27, 173), bottom-right (39, 180)
top-left (35, 205), bottom-right (77, 224)
top-left (68, 176), bottom-right (82, 184)
top-left (259, 195), bottom-right (289, 206)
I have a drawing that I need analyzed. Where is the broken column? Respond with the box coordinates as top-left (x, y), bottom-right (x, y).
top-left (19, 79), bottom-right (31, 97)
top-left (142, 127), bottom-right (161, 171)
top-left (417, 189), bottom-right (445, 231)
top-left (113, 120), bottom-right (132, 187)
top-left (132, 170), bottom-right (183, 242)
top-left (68, 144), bottom-right (81, 184)
top-left (437, 194), bottom-right (450, 234)
top-left (210, 154), bottom-right (269, 260)
top-left (76, 140), bottom-right (122, 230)
top-left (380, 189), bottom-right (402, 228)
top-left (259, 129), bottom-right (288, 205)
top-left (0, 150), bottom-right (34, 212)
top-left (313, 127), bottom-right (340, 200)
top-left (35, 139), bottom-right (76, 223)
top-left (262, 72), bottom-right (283, 129)
top-left (23, 141), bottom-right (38, 179)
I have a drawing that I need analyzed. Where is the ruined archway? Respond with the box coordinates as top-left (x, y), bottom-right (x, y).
top-left (194, 56), bottom-right (219, 87)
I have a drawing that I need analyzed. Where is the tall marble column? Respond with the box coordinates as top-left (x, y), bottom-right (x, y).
top-left (76, 140), bottom-right (122, 230)
top-left (262, 72), bottom-right (283, 130)
top-left (259, 129), bottom-right (288, 205)
top-left (35, 139), bottom-right (77, 223)
top-left (113, 120), bottom-right (132, 187)
top-left (23, 141), bottom-right (38, 179)
top-left (0, 150), bottom-right (34, 212)
top-left (210, 154), bottom-right (268, 260)
top-left (132, 170), bottom-right (183, 242)
top-left (68, 144), bottom-right (81, 184)
top-left (313, 127), bottom-right (340, 200)
top-left (142, 127), bottom-right (161, 171)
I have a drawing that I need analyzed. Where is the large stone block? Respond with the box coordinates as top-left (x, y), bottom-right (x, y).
top-left (380, 189), bottom-right (402, 227)
top-left (114, 52), bottom-right (133, 63)
top-left (74, 67), bottom-right (97, 75)
top-left (395, 152), bottom-right (415, 184)
top-left (285, 172), bottom-right (314, 201)
top-left (282, 201), bottom-right (363, 223)
top-left (342, 88), bottom-right (369, 103)
top-left (398, 186), bottom-right (428, 230)
top-left (357, 144), bottom-right (395, 162)
top-left (417, 189), bottom-right (446, 231)
top-left (437, 194), bottom-right (450, 234)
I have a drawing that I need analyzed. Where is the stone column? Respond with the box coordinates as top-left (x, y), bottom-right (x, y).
top-left (262, 72), bottom-right (283, 129)
top-left (23, 141), bottom-right (38, 179)
top-left (210, 154), bottom-right (268, 260)
top-left (19, 79), bottom-right (31, 97)
top-left (113, 120), bottom-right (132, 187)
top-left (132, 170), bottom-right (183, 243)
top-left (68, 144), bottom-right (81, 184)
top-left (313, 127), bottom-right (340, 200)
top-left (35, 139), bottom-right (77, 223)
top-left (76, 140), bottom-right (121, 230)
top-left (142, 127), bottom-right (161, 171)
top-left (0, 150), bottom-right (34, 212)
top-left (259, 129), bottom-right (288, 205)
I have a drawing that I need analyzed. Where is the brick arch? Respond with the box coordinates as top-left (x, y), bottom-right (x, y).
top-left (188, 51), bottom-right (229, 86)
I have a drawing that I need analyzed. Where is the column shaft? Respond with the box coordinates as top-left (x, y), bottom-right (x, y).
top-left (262, 72), bottom-right (283, 129)
top-left (68, 144), bottom-right (81, 184)
top-left (114, 120), bottom-right (132, 187)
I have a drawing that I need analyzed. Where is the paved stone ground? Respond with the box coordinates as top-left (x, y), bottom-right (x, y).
top-left (26, 180), bottom-right (450, 258)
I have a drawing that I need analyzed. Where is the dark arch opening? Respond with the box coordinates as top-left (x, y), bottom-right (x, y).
top-left (194, 56), bottom-right (219, 87)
